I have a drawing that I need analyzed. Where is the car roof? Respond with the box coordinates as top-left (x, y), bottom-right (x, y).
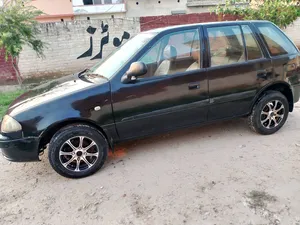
top-left (142, 20), bottom-right (270, 34)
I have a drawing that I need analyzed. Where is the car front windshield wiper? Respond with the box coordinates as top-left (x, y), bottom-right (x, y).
top-left (77, 68), bottom-right (91, 78)
top-left (85, 73), bottom-right (109, 81)
top-left (76, 68), bottom-right (109, 81)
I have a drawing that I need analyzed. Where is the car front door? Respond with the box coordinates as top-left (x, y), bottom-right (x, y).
top-left (204, 23), bottom-right (273, 121)
top-left (111, 27), bottom-right (209, 140)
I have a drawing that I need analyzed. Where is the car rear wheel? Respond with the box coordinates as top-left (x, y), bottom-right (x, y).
top-left (248, 91), bottom-right (289, 135)
top-left (48, 124), bottom-right (108, 178)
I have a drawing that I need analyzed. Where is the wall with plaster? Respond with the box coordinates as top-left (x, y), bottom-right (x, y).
top-left (17, 18), bottom-right (140, 80)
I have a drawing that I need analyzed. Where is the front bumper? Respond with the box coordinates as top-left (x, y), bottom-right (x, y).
top-left (0, 134), bottom-right (40, 162)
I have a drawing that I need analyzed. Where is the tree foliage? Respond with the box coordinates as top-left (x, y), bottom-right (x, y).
top-left (213, 0), bottom-right (300, 28)
top-left (0, 0), bottom-right (46, 84)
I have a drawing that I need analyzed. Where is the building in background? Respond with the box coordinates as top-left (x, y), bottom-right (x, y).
top-left (72, 0), bottom-right (126, 20)
top-left (72, 0), bottom-right (227, 20)
top-left (0, 0), bottom-right (74, 22)
top-left (125, 0), bottom-right (225, 18)
top-left (31, 0), bottom-right (74, 22)
top-left (1, 0), bottom-right (227, 22)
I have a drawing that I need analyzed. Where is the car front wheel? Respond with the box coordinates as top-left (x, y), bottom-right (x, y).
top-left (48, 124), bottom-right (108, 178)
top-left (248, 91), bottom-right (289, 135)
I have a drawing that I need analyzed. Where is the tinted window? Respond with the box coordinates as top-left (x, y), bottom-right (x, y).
top-left (139, 29), bottom-right (201, 78)
top-left (241, 25), bottom-right (263, 60)
top-left (140, 41), bottom-right (161, 64)
top-left (208, 25), bottom-right (245, 67)
top-left (168, 31), bottom-right (199, 59)
top-left (257, 23), bottom-right (298, 56)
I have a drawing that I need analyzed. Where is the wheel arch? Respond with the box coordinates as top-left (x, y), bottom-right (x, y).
top-left (251, 81), bottom-right (294, 113)
top-left (38, 118), bottom-right (113, 152)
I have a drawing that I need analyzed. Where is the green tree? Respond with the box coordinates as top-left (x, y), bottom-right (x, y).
top-left (0, 0), bottom-right (46, 85)
top-left (213, 0), bottom-right (300, 29)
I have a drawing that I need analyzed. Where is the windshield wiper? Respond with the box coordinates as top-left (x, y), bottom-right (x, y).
top-left (77, 68), bottom-right (91, 78)
top-left (76, 68), bottom-right (109, 81)
top-left (85, 73), bottom-right (109, 81)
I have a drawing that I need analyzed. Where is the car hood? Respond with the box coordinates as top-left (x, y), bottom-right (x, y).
top-left (7, 73), bottom-right (108, 116)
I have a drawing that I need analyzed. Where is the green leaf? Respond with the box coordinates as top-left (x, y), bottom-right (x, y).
top-left (212, 0), bottom-right (300, 28)
top-left (0, 0), bottom-right (46, 61)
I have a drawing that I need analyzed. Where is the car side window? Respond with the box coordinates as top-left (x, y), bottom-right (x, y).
top-left (241, 25), bottom-right (263, 60)
top-left (208, 25), bottom-right (245, 67)
top-left (256, 23), bottom-right (298, 57)
top-left (139, 41), bottom-right (161, 65)
top-left (139, 29), bottom-right (201, 78)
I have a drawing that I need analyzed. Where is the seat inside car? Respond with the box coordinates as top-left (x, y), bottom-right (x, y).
top-left (154, 45), bottom-right (178, 76)
top-left (186, 38), bottom-right (200, 71)
top-left (186, 49), bottom-right (200, 71)
top-left (210, 32), bottom-right (244, 66)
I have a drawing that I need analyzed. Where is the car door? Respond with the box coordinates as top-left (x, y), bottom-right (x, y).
top-left (111, 27), bottom-right (209, 140)
top-left (204, 23), bottom-right (273, 121)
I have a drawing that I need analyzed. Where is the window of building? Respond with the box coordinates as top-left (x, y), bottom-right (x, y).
top-left (83, 0), bottom-right (93, 5)
top-left (256, 23), bottom-right (298, 57)
top-left (83, 0), bottom-right (123, 5)
top-left (241, 25), bottom-right (263, 60)
top-left (208, 25), bottom-right (245, 67)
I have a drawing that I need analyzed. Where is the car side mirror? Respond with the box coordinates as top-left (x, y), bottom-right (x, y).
top-left (121, 61), bottom-right (147, 83)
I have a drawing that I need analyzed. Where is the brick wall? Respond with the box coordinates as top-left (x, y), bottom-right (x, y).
top-left (17, 18), bottom-right (140, 81)
top-left (140, 13), bottom-right (240, 31)
top-left (0, 49), bottom-right (17, 85)
top-left (140, 13), bottom-right (300, 49)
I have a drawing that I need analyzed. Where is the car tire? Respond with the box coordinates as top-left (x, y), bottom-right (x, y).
top-left (48, 124), bottom-right (108, 178)
top-left (248, 91), bottom-right (289, 135)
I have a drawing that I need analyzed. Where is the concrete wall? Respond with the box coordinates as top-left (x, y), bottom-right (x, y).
top-left (284, 17), bottom-right (300, 48)
top-left (123, 0), bottom-right (220, 18)
top-left (17, 18), bottom-right (140, 79)
top-left (126, 0), bottom-right (190, 17)
top-left (74, 12), bottom-right (126, 20)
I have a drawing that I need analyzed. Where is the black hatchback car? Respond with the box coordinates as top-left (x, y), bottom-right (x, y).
top-left (1, 20), bottom-right (300, 178)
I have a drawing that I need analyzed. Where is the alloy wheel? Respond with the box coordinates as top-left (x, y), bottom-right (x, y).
top-left (59, 136), bottom-right (99, 172)
top-left (260, 100), bottom-right (285, 129)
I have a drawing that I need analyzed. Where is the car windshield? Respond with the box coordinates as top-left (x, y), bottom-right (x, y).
top-left (88, 32), bottom-right (157, 79)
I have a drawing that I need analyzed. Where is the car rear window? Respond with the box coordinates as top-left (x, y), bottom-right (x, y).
top-left (241, 25), bottom-right (263, 60)
top-left (256, 23), bottom-right (298, 57)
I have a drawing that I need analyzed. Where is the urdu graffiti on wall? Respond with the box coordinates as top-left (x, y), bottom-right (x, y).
top-left (77, 21), bottom-right (130, 60)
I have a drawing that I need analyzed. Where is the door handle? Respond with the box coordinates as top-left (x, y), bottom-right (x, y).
top-left (188, 82), bottom-right (200, 90)
top-left (257, 70), bottom-right (268, 79)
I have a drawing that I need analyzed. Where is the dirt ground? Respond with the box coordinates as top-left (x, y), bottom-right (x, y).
top-left (1, 103), bottom-right (300, 225)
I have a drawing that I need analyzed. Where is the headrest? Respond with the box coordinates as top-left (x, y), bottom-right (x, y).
top-left (163, 45), bottom-right (177, 61)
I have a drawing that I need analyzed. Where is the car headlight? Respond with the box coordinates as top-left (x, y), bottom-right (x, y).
top-left (1, 115), bottom-right (22, 133)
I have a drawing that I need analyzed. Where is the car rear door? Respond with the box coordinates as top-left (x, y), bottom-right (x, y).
top-left (203, 23), bottom-right (273, 121)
